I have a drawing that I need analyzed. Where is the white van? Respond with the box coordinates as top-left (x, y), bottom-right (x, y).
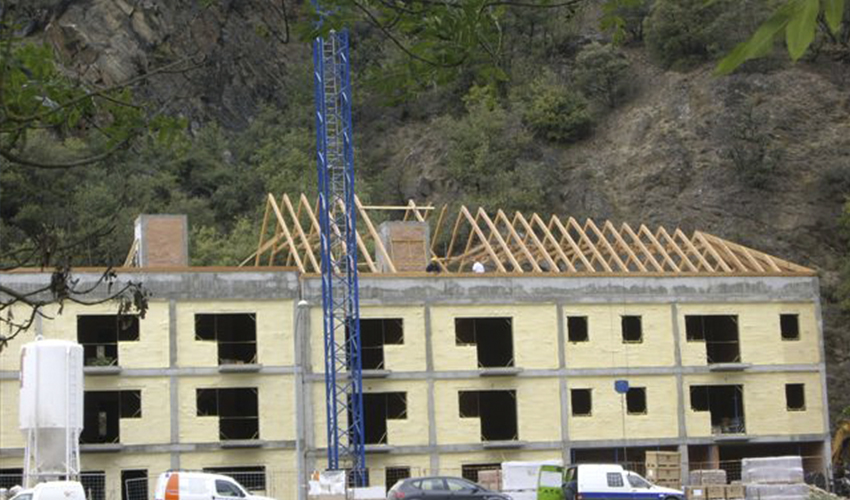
top-left (154, 471), bottom-right (276, 500)
top-left (8, 481), bottom-right (86, 500)
top-left (562, 464), bottom-right (683, 500)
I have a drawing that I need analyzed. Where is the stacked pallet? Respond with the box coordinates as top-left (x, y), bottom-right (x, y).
top-left (742, 456), bottom-right (807, 500)
top-left (686, 470), bottom-right (744, 500)
top-left (646, 451), bottom-right (682, 490)
top-left (478, 470), bottom-right (502, 492)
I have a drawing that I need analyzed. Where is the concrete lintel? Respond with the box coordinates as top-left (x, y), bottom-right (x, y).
top-left (299, 275), bottom-right (819, 306)
top-left (0, 270), bottom-right (302, 301)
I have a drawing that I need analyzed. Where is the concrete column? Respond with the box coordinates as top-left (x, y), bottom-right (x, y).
top-left (295, 300), bottom-right (311, 500)
top-left (557, 304), bottom-right (570, 464)
top-left (671, 304), bottom-right (688, 480)
top-left (168, 300), bottom-right (180, 470)
top-left (424, 304), bottom-right (439, 474)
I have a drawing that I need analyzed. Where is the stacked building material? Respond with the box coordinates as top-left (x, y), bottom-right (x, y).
top-left (690, 470), bottom-right (728, 486)
top-left (478, 470), bottom-right (503, 492)
top-left (646, 451), bottom-right (682, 489)
top-left (742, 456), bottom-right (807, 500)
top-left (501, 460), bottom-right (563, 500)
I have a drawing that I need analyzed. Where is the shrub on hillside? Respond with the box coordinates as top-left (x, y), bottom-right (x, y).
top-left (644, 0), bottom-right (773, 69)
top-left (523, 83), bottom-right (593, 143)
top-left (574, 43), bottom-right (631, 108)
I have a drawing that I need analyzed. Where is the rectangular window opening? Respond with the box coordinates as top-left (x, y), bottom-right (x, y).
top-left (195, 314), bottom-right (257, 365)
top-left (356, 318), bottom-right (404, 370)
top-left (0, 469), bottom-right (24, 490)
top-left (120, 390), bottom-right (142, 419)
top-left (454, 318), bottom-right (514, 368)
top-left (567, 316), bottom-right (589, 342)
top-left (685, 315), bottom-right (740, 363)
top-left (361, 392), bottom-right (408, 445)
top-left (196, 387), bottom-right (259, 440)
top-left (626, 387), bottom-right (647, 414)
top-left (689, 385), bottom-right (745, 434)
top-left (77, 315), bottom-right (139, 367)
top-left (203, 466), bottom-right (267, 492)
top-left (571, 388), bottom-right (592, 416)
top-left (81, 471), bottom-right (106, 500)
top-left (457, 390), bottom-right (517, 441)
top-left (785, 383), bottom-right (805, 411)
top-left (780, 314), bottom-right (800, 341)
top-left (385, 467), bottom-right (411, 489)
top-left (121, 469), bottom-right (148, 500)
top-left (82, 390), bottom-right (141, 444)
top-left (621, 316), bottom-right (642, 343)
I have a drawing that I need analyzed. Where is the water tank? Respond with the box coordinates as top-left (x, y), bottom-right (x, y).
top-left (19, 339), bottom-right (84, 482)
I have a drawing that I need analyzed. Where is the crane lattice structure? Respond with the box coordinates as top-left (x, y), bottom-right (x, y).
top-left (312, 23), bottom-right (367, 486)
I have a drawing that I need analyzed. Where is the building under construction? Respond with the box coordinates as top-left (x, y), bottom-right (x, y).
top-left (0, 197), bottom-right (833, 500)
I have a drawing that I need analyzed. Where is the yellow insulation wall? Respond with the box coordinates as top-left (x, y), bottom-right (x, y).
top-left (683, 371), bottom-right (824, 437)
top-left (677, 303), bottom-right (820, 366)
top-left (565, 304), bottom-right (676, 369)
top-left (176, 300), bottom-right (294, 367)
top-left (566, 375), bottom-right (680, 441)
top-left (430, 305), bottom-right (559, 371)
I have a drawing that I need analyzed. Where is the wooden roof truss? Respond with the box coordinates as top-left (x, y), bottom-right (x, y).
top-left (245, 194), bottom-right (812, 276)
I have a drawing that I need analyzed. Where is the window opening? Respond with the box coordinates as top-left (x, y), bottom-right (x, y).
top-left (353, 318), bottom-right (404, 370)
top-left (363, 392), bottom-right (407, 444)
top-left (621, 316), bottom-right (642, 343)
top-left (567, 316), bottom-right (589, 342)
top-left (203, 467), bottom-right (267, 492)
top-left (457, 390), bottom-right (518, 441)
top-left (195, 388), bottom-right (259, 440)
top-left (77, 315), bottom-right (139, 367)
top-left (461, 464), bottom-right (501, 483)
top-left (785, 384), bottom-right (805, 411)
top-left (454, 318), bottom-right (514, 368)
top-left (571, 389), bottom-right (592, 416)
top-left (344, 469), bottom-right (370, 488)
top-left (684, 315), bottom-right (741, 363)
top-left (689, 385), bottom-right (745, 434)
top-left (626, 387), bottom-right (647, 414)
top-left (606, 472), bottom-right (624, 487)
top-left (361, 392), bottom-right (407, 444)
top-left (81, 472), bottom-right (106, 500)
top-left (780, 314), bottom-right (800, 341)
top-left (120, 390), bottom-right (142, 418)
top-left (121, 469), bottom-right (148, 500)
top-left (385, 467), bottom-right (411, 489)
top-left (0, 468), bottom-right (23, 489)
top-left (82, 391), bottom-right (142, 443)
top-left (195, 314), bottom-right (257, 365)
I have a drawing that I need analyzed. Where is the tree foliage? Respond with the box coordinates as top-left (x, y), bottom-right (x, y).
top-left (717, 0), bottom-right (849, 73)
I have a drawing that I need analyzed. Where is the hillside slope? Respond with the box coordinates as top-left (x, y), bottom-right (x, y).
top-left (12, 0), bottom-right (850, 420)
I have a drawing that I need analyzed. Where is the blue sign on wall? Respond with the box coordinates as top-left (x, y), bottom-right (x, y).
top-left (614, 380), bottom-right (630, 394)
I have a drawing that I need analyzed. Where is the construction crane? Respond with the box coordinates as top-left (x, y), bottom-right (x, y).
top-left (311, 8), bottom-right (368, 488)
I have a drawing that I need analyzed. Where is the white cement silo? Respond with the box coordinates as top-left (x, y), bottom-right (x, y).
top-left (19, 339), bottom-right (84, 487)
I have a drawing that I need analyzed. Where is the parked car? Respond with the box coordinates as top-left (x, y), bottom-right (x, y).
top-left (8, 481), bottom-right (86, 500)
top-left (387, 477), bottom-right (510, 500)
top-left (154, 471), bottom-right (276, 500)
top-left (560, 464), bottom-right (683, 500)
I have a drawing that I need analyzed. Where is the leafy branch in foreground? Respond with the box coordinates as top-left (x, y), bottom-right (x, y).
top-left (0, 7), bottom-right (189, 169)
top-left (716, 0), bottom-right (847, 74)
top-left (0, 267), bottom-right (150, 353)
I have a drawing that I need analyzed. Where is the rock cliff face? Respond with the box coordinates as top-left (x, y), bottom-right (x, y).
top-left (33, 0), bottom-right (304, 129)
top-left (19, 1), bottom-right (850, 420)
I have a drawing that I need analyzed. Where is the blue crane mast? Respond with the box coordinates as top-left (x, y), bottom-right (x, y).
top-left (311, 12), bottom-right (368, 487)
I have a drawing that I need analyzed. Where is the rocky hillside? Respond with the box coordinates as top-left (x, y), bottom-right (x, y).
top-left (11, 0), bottom-right (850, 420)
